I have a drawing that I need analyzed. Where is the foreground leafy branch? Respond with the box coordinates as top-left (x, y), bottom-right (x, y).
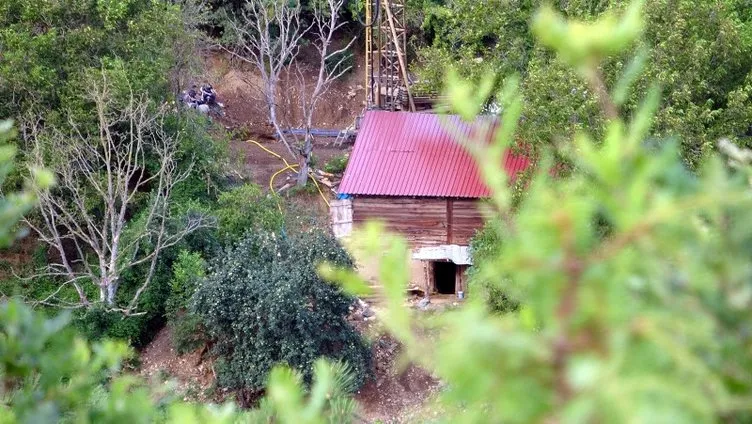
top-left (323, 2), bottom-right (752, 422)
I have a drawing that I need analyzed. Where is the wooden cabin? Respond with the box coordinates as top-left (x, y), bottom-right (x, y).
top-left (333, 111), bottom-right (530, 297)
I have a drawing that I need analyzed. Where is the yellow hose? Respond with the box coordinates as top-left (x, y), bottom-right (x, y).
top-left (245, 139), bottom-right (331, 208)
top-left (309, 174), bottom-right (330, 207)
top-left (269, 163), bottom-right (298, 192)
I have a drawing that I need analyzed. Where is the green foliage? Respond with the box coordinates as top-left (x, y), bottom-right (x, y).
top-left (0, 300), bottom-right (144, 423)
top-left (166, 250), bottom-right (207, 320)
top-left (194, 230), bottom-right (370, 402)
top-left (3, 298), bottom-right (355, 423)
top-left (73, 305), bottom-right (159, 349)
top-left (323, 153), bottom-right (349, 174)
top-left (468, 221), bottom-right (519, 314)
top-left (248, 360), bottom-right (359, 424)
top-left (324, 2), bottom-right (752, 422)
top-left (167, 113), bottom-right (230, 205)
top-left (0, 120), bottom-right (53, 247)
top-left (165, 250), bottom-right (207, 354)
top-left (72, 251), bottom-right (172, 347)
top-left (0, 0), bottom-right (197, 119)
top-left (416, 0), bottom-right (752, 167)
top-left (214, 184), bottom-right (284, 244)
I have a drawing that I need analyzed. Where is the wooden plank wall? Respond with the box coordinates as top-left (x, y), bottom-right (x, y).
top-left (450, 199), bottom-right (485, 245)
top-left (352, 196), bottom-right (485, 247)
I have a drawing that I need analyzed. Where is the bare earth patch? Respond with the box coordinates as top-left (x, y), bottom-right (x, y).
top-left (355, 333), bottom-right (442, 423)
top-left (137, 325), bottom-right (217, 402)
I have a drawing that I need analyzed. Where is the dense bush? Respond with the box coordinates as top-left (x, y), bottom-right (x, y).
top-left (165, 250), bottom-right (207, 319)
top-left (0, 0), bottom-right (199, 119)
top-left (194, 229), bottom-right (370, 402)
top-left (165, 250), bottom-right (208, 353)
top-left (72, 265), bottom-right (170, 349)
top-left (214, 184), bottom-right (285, 244)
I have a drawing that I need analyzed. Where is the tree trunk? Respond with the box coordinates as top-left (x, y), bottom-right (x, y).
top-left (106, 281), bottom-right (117, 306)
top-left (297, 133), bottom-right (314, 187)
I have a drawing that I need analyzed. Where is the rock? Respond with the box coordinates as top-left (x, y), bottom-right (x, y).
top-left (417, 297), bottom-right (430, 310)
top-left (363, 307), bottom-right (375, 318)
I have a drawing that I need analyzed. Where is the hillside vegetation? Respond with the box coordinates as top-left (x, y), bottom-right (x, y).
top-left (1, 0), bottom-right (752, 422)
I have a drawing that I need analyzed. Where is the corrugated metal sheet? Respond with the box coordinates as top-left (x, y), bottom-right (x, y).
top-left (339, 111), bottom-right (531, 198)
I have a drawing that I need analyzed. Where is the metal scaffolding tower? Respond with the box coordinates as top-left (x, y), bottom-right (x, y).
top-left (365, 0), bottom-right (415, 111)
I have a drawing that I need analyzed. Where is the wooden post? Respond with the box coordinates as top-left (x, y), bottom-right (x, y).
top-left (455, 265), bottom-right (467, 297)
top-left (423, 261), bottom-right (432, 298)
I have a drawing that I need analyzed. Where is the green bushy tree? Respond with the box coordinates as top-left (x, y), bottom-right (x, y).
top-left (323, 2), bottom-right (752, 422)
top-left (416, 0), bottom-right (752, 167)
top-left (0, 0), bottom-right (205, 119)
top-left (0, 129), bottom-right (357, 421)
top-left (194, 230), bottom-right (370, 405)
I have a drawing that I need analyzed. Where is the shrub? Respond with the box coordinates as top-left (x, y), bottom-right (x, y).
top-left (323, 153), bottom-right (349, 174)
top-left (165, 250), bottom-right (208, 354)
top-left (2, 298), bottom-right (354, 422)
top-left (165, 250), bottom-right (207, 319)
top-left (214, 184), bottom-right (284, 244)
top-left (194, 230), bottom-right (370, 402)
top-left (468, 221), bottom-right (519, 314)
top-left (73, 260), bottom-right (171, 348)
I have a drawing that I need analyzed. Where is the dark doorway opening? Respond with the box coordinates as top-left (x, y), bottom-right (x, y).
top-left (433, 261), bottom-right (457, 294)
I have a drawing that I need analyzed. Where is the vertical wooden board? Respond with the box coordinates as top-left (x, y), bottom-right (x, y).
top-left (423, 261), bottom-right (434, 297)
top-left (330, 199), bottom-right (353, 238)
top-left (450, 199), bottom-right (486, 245)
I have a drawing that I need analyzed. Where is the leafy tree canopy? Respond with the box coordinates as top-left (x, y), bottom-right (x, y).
top-left (0, 0), bottom-right (196, 119)
top-left (415, 0), bottom-right (752, 168)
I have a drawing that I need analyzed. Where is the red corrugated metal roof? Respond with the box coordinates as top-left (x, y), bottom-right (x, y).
top-left (339, 111), bottom-right (531, 198)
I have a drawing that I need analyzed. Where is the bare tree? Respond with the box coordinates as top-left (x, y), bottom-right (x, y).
top-left (24, 74), bottom-right (213, 314)
top-left (224, 0), bottom-right (310, 158)
top-left (291, 0), bottom-right (355, 186)
top-left (225, 0), bottom-right (354, 187)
